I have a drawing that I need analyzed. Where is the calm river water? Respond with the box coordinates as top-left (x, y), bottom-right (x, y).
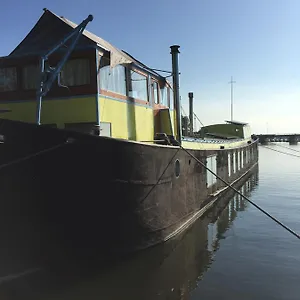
top-left (1, 143), bottom-right (299, 299)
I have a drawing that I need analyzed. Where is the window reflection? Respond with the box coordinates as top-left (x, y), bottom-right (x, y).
top-left (129, 70), bottom-right (148, 101)
top-left (152, 81), bottom-right (159, 104)
top-left (22, 65), bottom-right (39, 90)
top-left (100, 65), bottom-right (126, 95)
top-left (61, 59), bottom-right (90, 86)
top-left (0, 67), bottom-right (17, 91)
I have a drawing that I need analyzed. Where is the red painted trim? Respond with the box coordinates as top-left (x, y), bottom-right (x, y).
top-left (153, 104), bottom-right (168, 110)
top-left (131, 66), bottom-right (149, 78)
top-left (100, 89), bottom-right (127, 101)
top-left (100, 89), bottom-right (151, 106)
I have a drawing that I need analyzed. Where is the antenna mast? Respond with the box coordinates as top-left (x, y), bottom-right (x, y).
top-left (229, 76), bottom-right (236, 121)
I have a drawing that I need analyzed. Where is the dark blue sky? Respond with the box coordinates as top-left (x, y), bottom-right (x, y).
top-left (1, 0), bottom-right (300, 133)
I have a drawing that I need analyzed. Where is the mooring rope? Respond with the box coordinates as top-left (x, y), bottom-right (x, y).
top-left (139, 137), bottom-right (299, 239)
top-left (261, 145), bottom-right (300, 158)
top-left (140, 148), bottom-right (181, 203)
top-left (271, 143), bottom-right (300, 153)
top-left (138, 137), bottom-right (299, 239)
top-left (0, 142), bottom-right (66, 171)
top-left (180, 145), bottom-right (300, 239)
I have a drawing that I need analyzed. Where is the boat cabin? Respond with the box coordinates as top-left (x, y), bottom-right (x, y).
top-left (0, 9), bottom-right (176, 142)
top-left (198, 121), bottom-right (252, 140)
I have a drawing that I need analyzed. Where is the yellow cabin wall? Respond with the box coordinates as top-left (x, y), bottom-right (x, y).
top-left (170, 110), bottom-right (176, 136)
top-left (0, 95), bottom-right (156, 141)
top-left (99, 96), bottom-right (154, 141)
top-left (0, 96), bottom-right (250, 149)
top-left (98, 97), bottom-right (128, 139)
top-left (0, 101), bottom-right (36, 124)
top-left (0, 96), bottom-right (97, 127)
top-left (42, 97), bottom-right (97, 126)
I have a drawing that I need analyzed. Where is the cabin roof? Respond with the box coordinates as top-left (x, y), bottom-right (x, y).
top-left (205, 132), bottom-right (239, 139)
top-left (225, 120), bottom-right (248, 126)
top-left (7, 9), bottom-right (164, 79)
top-left (9, 9), bottom-right (132, 65)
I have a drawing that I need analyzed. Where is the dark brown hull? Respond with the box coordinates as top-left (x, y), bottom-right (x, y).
top-left (0, 119), bottom-right (258, 275)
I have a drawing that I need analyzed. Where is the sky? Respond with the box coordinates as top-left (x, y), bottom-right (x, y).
top-left (1, 0), bottom-right (300, 134)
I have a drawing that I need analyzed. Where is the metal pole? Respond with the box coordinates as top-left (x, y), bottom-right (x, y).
top-left (188, 92), bottom-right (193, 136)
top-left (231, 76), bottom-right (233, 121)
top-left (36, 57), bottom-right (45, 125)
top-left (170, 45), bottom-right (181, 145)
top-left (95, 50), bottom-right (101, 134)
top-left (45, 15), bottom-right (94, 58)
top-left (229, 76), bottom-right (236, 121)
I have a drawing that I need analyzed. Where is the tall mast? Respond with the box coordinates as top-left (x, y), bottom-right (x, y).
top-left (188, 92), bottom-right (194, 136)
top-left (229, 76), bottom-right (236, 121)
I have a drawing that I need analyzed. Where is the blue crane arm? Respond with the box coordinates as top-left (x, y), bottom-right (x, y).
top-left (36, 14), bottom-right (93, 124)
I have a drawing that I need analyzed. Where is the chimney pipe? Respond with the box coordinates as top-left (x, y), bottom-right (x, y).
top-left (170, 45), bottom-right (181, 145)
top-left (188, 92), bottom-right (194, 136)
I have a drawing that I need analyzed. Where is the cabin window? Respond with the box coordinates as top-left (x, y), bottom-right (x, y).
top-left (22, 65), bottom-right (39, 90)
top-left (161, 86), bottom-right (172, 107)
top-left (228, 153), bottom-right (231, 177)
top-left (100, 65), bottom-right (126, 96)
top-left (152, 81), bottom-right (159, 104)
top-left (61, 58), bottom-right (90, 86)
top-left (165, 86), bottom-right (171, 107)
top-left (241, 150), bottom-right (244, 168)
top-left (0, 67), bottom-right (17, 92)
top-left (164, 87), bottom-right (170, 107)
top-left (233, 152), bottom-right (236, 173)
top-left (129, 70), bottom-right (148, 101)
top-left (206, 155), bottom-right (217, 187)
top-left (160, 87), bottom-right (167, 106)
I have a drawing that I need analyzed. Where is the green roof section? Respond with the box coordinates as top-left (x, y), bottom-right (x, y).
top-left (225, 120), bottom-right (248, 126)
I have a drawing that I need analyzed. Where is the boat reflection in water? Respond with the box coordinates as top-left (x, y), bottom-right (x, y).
top-left (0, 165), bottom-right (258, 300)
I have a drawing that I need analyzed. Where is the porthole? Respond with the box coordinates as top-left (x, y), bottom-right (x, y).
top-left (175, 159), bottom-right (180, 178)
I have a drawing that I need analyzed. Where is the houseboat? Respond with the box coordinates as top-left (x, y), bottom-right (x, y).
top-left (0, 9), bottom-right (258, 267)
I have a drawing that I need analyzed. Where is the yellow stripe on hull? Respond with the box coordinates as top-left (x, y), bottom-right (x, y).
top-left (182, 139), bottom-right (250, 150)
